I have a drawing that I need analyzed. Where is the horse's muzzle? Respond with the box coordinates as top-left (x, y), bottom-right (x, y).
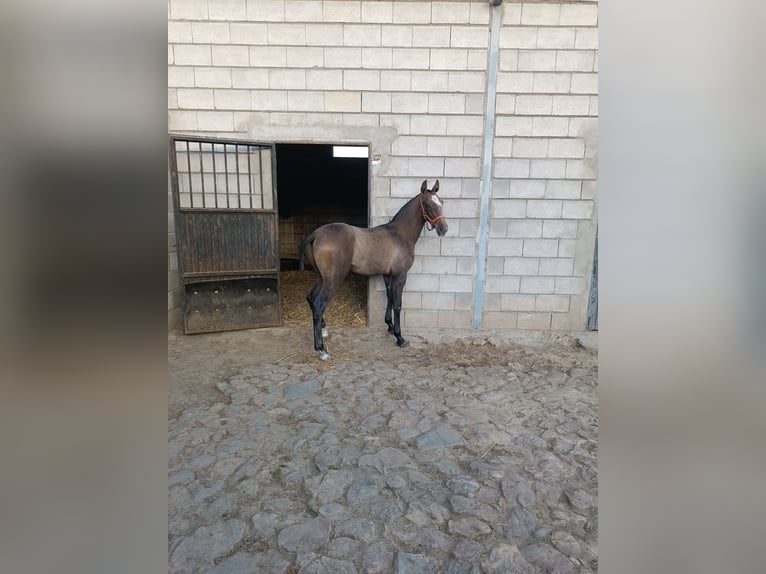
top-left (436, 222), bottom-right (448, 236)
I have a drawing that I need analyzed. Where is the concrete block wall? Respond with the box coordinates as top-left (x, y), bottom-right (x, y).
top-left (168, 1), bottom-right (598, 332)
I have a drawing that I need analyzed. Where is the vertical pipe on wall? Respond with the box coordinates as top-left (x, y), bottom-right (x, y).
top-left (473, 2), bottom-right (502, 328)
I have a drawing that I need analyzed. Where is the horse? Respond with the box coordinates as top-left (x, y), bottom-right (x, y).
top-left (298, 180), bottom-right (448, 360)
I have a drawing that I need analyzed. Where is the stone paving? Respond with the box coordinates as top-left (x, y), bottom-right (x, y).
top-left (169, 329), bottom-right (598, 573)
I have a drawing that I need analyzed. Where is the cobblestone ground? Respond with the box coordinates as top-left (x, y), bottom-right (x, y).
top-left (169, 327), bottom-right (597, 574)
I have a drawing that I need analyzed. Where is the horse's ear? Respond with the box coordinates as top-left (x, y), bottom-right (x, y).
top-left (421, 180), bottom-right (428, 193)
top-left (432, 180), bottom-right (439, 193)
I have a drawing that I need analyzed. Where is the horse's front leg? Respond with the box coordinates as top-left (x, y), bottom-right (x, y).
top-left (391, 274), bottom-right (408, 347)
top-left (383, 275), bottom-right (394, 333)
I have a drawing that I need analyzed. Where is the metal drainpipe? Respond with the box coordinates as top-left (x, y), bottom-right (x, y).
top-left (473, 0), bottom-right (503, 328)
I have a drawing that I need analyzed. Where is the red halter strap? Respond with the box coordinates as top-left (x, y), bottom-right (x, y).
top-left (420, 194), bottom-right (444, 230)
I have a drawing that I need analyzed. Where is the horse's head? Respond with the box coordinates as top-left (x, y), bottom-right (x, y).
top-left (420, 180), bottom-right (448, 236)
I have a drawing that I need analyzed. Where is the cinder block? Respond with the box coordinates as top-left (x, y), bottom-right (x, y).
top-left (197, 111), bottom-right (234, 131)
top-left (286, 47), bottom-right (323, 67)
top-left (532, 117), bottom-right (569, 137)
top-left (515, 95), bottom-right (553, 115)
top-left (556, 50), bottom-right (595, 72)
top-left (362, 47), bottom-right (393, 68)
top-left (230, 23), bottom-right (268, 44)
top-left (467, 49), bottom-right (488, 70)
top-left (551, 311), bottom-right (585, 331)
top-left (526, 199), bottom-right (563, 219)
top-left (454, 293), bottom-right (474, 311)
top-left (441, 199), bottom-right (478, 217)
top-left (230, 68), bottom-right (267, 88)
top-left (344, 24), bottom-right (382, 47)
top-left (536, 295), bottom-right (570, 312)
top-left (306, 24), bottom-right (343, 45)
top-left (537, 28), bottom-right (576, 49)
top-left (414, 236), bottom-right (442, 256)
top-left (343, 112), bottom-right (378, 126)
top-left (565, 159), bottom-right (597, 180)
top-left (512, 137), bottom-right (548, 158)
top-left (246, 0), bottom-right (284, 22)
top-left (495, 95), bottom-right (515, 115)
top-left (520, 276), bottom-right (555, 294)
top-left (575, 27), bottom-right (598, 50)
top-left (562, 200), bottom-right (594, 219)
top-left (269, 69), bottom-right (305, 89)
top-left (251, 90), bottom-right (286, 110)
top-left (500, 3), bottom-right (521, 25)
top-left (362, 1), bottom-right (393, 23)
top-left (581, 180), bottom-right (597, 199)
top-left (427, 136), bottom-right (462, 157)
top-left (169, 67), bottom-right (196, 88)
top-left (542, 220), bottom-right (578, 239)
top-left (215, 89), bottom-right (252, 110)
top-left (568, 117), bottom-right (598, 138)
top-left (306, 69), bottom-right (342, 90)
top-left (381, 70), bottom-right (412, 91)
top-left (168, 88), bottom-right (178, 109)
top-left (589, 95), bottom-right (598, 116)
top-left (430, 49), bottom-right (469, 71)
top-left (402, 292), bottom-right (421, 309)
top-left (458, 218), bottom-right (478, 237)
top-left (287, 91), bottom-right (324, 112)
top-left (539, 258), bottom-right (575, 276)
top-left (408, 157), bottom-right (445, 177)
top-left (457, 257), bottom-right (476, 275)
top-left (168, 21), bottom-right (192, 44)
top-left (380, 114), bottom-right (411, 133)
top-left (551, 95), bottom-right (590, 116)
top-left (213, 45), bottom-right (250, 66)
top-left (174, 45), bottom-right (212, 66)
top-left (521, 4), bottom-right (560, 26)
top-left (285, 0), bottom-right (322, 22)
top-left (168, 110), bottom-right (197, 131)
top-left (171, 0), bottom-right (207, 20)
top-left (503, 257), bottom-right (539, 275)
top-left (451, 27), bottom-right (489, 49)
top-left (497, 72), bottom-right (534, 93)
top-left (499, 49), bottom-right (519, 72)
top-left (412, 25), bottom-right (451, 48)
top-left (489, 238), bottom-right (524, 258)
top-left (560, 4), bottom-right (599, 26)
top-left (530, 159), bottom-right (566, 179)
top-left (325, 91), bottom-right (361, 112)
top-left (192, 22), bottom-right (229, 44)
top-left (344, 69), bottom-right (380, 90)
top-left (404, 273), bottom-right (439, 292)
top-left (485, 276), bottom-right (521, 294)
top-left (249, 46), bottom-right (287, 67)
top-left (392, 93), bottom-right (428, 113)
top-left (517, 312), bottom-right (552, 330)
top-left (440, 238), bottom-right (475, 258)
top-left (209, 0), bottom-right (246, 20)
top-left (421, 292), bottom-right (455, 311)
top-left (412, 71), bottom-right (448, 92)
top-left (523, 239), bottom-right (559, 257)
top-left (463, 137), bottom-right (482, 157)
top-left (496, 116), bottom-right (533, 137)
top-left (558, 239), bottom-right (578, 258)
top-left (362, 92), bottom-right (391, 113)
top-left (548, 139), bottom-right (585, 160)
top-left (491, 199), bottom-right (526, 218)
top-left (501, 294), bottom-right (536, 311)
top-left (177, 88), bottom-right (214, 109)
top-left (499, 27), bottom-right (537, 49)
top-left (438, 310), bottom-right (473, 328)
top-left (482, 312), bottom-right (518, 329)
top-left (490, 219), bottom-right (507, 237)
top-left (421, 256), bottom-right (457, 275)
top-left (324, 0), bottom-right (361, 23)
top-left (411, 115), bottom-right (446, 135)
top-left (402, 310), bottom-right (438, 328)
top-left (324, 47), bottom-right (362, 68)
top-left (507, 220), bottom-right (543, 238)
top-left (446, 116), bottom-right (483, 136)
top-left (429, 94), bottom-right (465, 115)
top-left (494, 158), bottom-right (530, 178)
top-left (554, 276), bottom-right (586, 295)
top-left (392, 48), bottom-right (430, 69)
top-left (510, 179), bottom-right (546, 198)
top-left (267, 23), bottom-right (305, 44)
top-left (532, 72), bottom-right (571, 93)
top-left (518, 50), bottom-right (556, 72)
top-left (393, 2), bottom-right (430, 24)
top-left (546, 180), bottom-right (582, 199)
top-left (570, 73), bottom-right (598, 94)
top-left (432, 1), bottom-right (469, 23)
top-left (392, 135), bottom-right (427, 156)
top-left (486, 257), bottom-right (504, 275)
top-left (382, 25), bottom-right (412, 47)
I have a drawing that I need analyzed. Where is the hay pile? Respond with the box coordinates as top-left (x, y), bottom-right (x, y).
top-left (280, 270), bottom-right (368, 328)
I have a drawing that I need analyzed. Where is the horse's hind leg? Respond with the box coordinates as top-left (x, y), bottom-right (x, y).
top-left (321, 318), bottom-right (328, 339)
top-left (391, 274), bottom-right (408, 347)
top-left (383, 275), bottom-right (394, 333)
top-left (307, 280), bottom-right (335, 361)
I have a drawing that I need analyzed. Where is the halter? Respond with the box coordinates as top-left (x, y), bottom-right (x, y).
top-left (420, 194), bottom-right (445, 231)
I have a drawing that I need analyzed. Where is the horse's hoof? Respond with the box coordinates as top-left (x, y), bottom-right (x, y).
top-left (396, 339), bottom-right (408, 348)
top-left (319, 350), bottom-right (331, 361)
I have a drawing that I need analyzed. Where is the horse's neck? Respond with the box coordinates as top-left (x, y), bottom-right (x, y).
top-left (390, 196), bottom-right (425, 246)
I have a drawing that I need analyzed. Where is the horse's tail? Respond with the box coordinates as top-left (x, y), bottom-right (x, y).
top-left (298, 232), bottom-right (315, 272)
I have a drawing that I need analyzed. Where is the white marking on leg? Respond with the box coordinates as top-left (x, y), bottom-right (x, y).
top-left (322, 327), bottom-right (328, 338)
top-left (319, 350), bottom-right (331, 361)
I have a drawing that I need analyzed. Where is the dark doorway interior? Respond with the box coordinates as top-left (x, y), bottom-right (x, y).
top-left (276, 143), bottom-right (369, 328)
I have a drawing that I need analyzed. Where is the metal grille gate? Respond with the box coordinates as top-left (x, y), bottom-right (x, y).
top-left (170, 136), bottom-right (280, 333)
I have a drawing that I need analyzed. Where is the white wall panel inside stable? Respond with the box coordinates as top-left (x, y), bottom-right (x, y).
top-left (167, 0), bottom-right (598, 332)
